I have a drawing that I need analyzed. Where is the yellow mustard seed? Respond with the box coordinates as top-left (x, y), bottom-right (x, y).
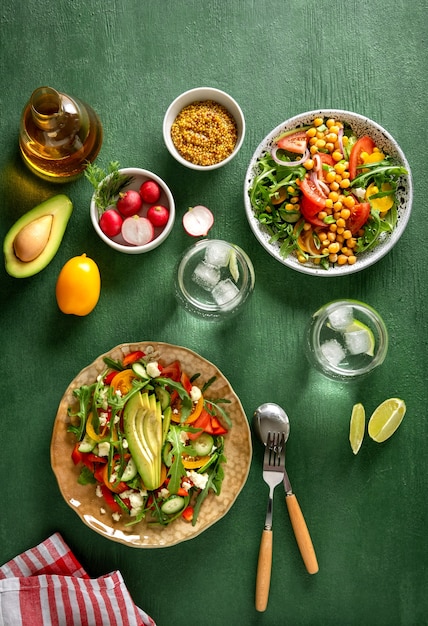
top-left (171, 100), bottom-right (238, 166)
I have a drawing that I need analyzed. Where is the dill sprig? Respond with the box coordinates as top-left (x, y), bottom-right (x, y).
top-left (85, 161), bottom-right (134, 216)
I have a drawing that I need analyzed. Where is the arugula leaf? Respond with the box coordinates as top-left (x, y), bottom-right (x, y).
top-left (205, 399), bottom-right (232, 429)
top-left (78, 465), bottom-right (97, 485)
top-left (192, 437), bottom-right (226, 526)
top-left (355, 208), bottom-right (394, 253)
top-left (350, 159), bottom-right (408, 189)
top-left (156, 377), bottom-right (192, 420)
top-left (67, 383), bottom-right (97, 439)
top-left (166, 425), bottom-right (187, 494)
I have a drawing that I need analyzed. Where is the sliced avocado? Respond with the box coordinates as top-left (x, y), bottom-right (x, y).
top-left (4, 194), bottom-right (73, 278)
top-left (123, 392), bottom-right (163, 491)
top-left (162, 406), bottom-right (172, 445)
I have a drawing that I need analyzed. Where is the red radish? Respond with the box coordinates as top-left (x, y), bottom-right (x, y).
top-left (140, 180), bottom-right (161, 204)
top-left (182, 205), bottom-right (214, 236)
top-left (121, 216), bottom-right (154, 246)
top-left (117, 190), bottom-right (142, 217)
top-left (99, 209), bottom-right (123, 237)
top-left (147, 204), bottom-right (170, 227)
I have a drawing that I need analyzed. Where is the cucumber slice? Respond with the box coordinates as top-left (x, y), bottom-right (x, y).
top-left (78, 433), bottom-right (97, 453)
top-left (121, 457), bottom-right (138, 482)
top-left (161, 495), bottom-right (185, 515)
top-left (132, 362), bottom-right (148, 379)
top-left (155, 386), bottom-right (171, 411)
top-left (162, 441), bottom-right (173, 467)
top-left (192, 433), bottom-right (214, 457)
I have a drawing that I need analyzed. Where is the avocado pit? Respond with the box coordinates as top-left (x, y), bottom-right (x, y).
top-left (3, 194), bottom-right (73, 278)
top-left (13, 214), bottom-right (53, 262)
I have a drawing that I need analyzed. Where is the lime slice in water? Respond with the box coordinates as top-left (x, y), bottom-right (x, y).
top-left (229, 249), bottom-right (239, 282)
top-left (368, 398), bottom-right (406, 443)
top-left (345, 319), bottom-right (375, 356)
top-left (349, 403), bottom-right (365, 454)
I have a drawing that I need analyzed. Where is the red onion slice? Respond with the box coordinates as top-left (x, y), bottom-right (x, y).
top-left (309, 171), bottom-right (329, 198)
top-left (271, 147), bottom-right (309, 167)
top-left (338, 127), bottom-right (344, 156)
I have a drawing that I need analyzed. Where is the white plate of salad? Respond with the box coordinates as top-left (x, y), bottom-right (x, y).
top-left (51, 342), bottom-right (252, 548)
top-left (244, 109), bottom-right (412, 276)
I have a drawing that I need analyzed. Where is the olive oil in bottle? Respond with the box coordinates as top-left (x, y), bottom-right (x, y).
top-left (19, 86), bottom-right (103, 182)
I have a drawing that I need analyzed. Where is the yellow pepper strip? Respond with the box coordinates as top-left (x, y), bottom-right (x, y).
top-left (171, 394), bottom-right (204, 424)
top-left (86, 412), bottom-right (103, 442)
top-left (182, 454), bottom-right (212, 469)
top-left (361, 150), bottom-right (385, 165)
top-left (366, 182), bottom-right (394, 213)
top-left (86, 413), bottom-right (118, 442)
top-left (110, 369), bottom-right (138, 395)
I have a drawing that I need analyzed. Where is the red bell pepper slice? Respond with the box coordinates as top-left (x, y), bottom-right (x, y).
top-left (182, 505), bottom-right (194, 522)
top-left (100, 485), bottom-right (122, 514)
top-left (122, 350), bottom-right (145, 366)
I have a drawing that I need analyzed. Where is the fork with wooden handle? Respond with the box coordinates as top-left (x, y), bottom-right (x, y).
top-left (255, 432), bottom-right (285, 612)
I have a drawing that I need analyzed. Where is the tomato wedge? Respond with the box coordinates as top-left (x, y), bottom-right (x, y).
top-left (187, 408), bottom-right (228, 439)
top-left (180, 372), bottom-right (193, 394)
top-left (347, 202), bottom-right (371, 234)
top-left (349, 135), bottom-right (375, 179)
top-left (298, 177), bottom-right (326, 209)
top-left (159, 360), bottom-right (181, 382)
top-left (317, 153), bottom-right (335, 181)
top-left (299, 194), bottom-right (326, 227)
top-left (277, 131), bottom-right (308, 154)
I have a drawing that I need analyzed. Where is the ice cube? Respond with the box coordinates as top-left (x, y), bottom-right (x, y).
top-left (344, 329), bottom-right (372, 355)
top-left (212, 278), bottom-right (240, 306)
top-left (328, 306), bottom-right (354, 331)
top-left (192, 262), bottom-right (220, 291)
top-left (320, 339), bottom-right (346, 366)
top-left (204, 242), bottom-right (231, 268)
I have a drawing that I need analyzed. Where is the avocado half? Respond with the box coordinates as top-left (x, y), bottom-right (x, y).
top-left (4, 194), bottom-right (73, 278)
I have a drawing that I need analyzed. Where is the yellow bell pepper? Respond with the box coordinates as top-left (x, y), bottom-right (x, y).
top-left (366, 182), bottom-right (394, 213)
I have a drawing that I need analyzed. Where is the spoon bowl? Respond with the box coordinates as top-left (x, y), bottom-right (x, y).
top-left (253, 402), bottom-right (290, 446)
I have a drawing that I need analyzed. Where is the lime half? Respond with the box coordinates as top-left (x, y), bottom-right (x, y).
top-left (229, 249), bottom-right (239, 282)
top-left (349, 403), bottom-right (365, 454)
top-left (368, 398), bottom-right (406, 443)
top-left (345, 319), bottom-right (375, 356)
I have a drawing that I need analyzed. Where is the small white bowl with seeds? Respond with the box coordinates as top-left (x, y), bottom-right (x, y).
top-left (163, 87), bottom-right (245, 171)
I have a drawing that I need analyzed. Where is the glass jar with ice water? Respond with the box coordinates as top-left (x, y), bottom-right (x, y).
top-left (175, 240), bottom-right (255, 320)
top-left (305, 299), bottom-right (388, 380)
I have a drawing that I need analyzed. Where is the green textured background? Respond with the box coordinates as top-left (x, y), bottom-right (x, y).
top-left (1, 1), bottom-right (427, 625)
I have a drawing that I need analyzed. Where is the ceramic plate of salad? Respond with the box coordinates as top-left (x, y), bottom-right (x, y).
top-left (244, 109), bottom-right (412, 276)
top-left (51, 342), bottom-right (252, 548)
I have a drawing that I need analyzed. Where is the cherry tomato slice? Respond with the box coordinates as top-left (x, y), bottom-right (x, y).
top-left (110, 369), bottom-right (138, 395)
top-left (349, 136), bottom-right (376, 179)
top-left (277, 131), bottom-right (308, 154)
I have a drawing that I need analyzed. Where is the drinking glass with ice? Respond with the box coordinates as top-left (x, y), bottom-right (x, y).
top-left (175, 240), bottom-right (255, 320)
top-left (306, 300), bottom-right (388, 380)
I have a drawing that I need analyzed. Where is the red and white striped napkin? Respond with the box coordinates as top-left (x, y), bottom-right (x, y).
top-left (0, 533), bottom-right (156, 626)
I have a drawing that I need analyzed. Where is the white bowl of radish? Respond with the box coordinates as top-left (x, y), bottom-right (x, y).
top-left (90, 167), bottom-right (175, 254)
